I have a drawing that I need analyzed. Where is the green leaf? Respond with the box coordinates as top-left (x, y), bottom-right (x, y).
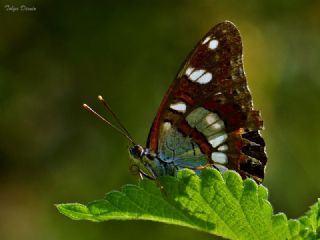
top-left (56, 169), bottom-right (320, 240)
top-left (288, 199), bottom-right (320, 240)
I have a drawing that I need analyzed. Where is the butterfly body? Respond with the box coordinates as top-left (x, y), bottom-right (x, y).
top-left (129, 21), bottom-right (267, 183)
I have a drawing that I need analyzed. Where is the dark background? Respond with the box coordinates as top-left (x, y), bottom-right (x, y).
top-left (1, 1), bottom-right (320, 239)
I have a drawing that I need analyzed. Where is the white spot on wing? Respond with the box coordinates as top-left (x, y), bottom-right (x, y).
top-left (208, 132), bottom-right (228, 148)
top-left (187, 68), bottom-right (213, 85)
top-left (185, 67), bottom-right (194, 76)
top-left (186, 107), bottom-right (210, 127)
top-left (204, 113), bottom-right (219, 125)
top-left (202, 36), bottom-right (210, 44)
top-left (217, 144), bottom-right (228, 152)
top-left (202, 120), bottom-right (225, 137)
top-left (190, 69), bottom-right (205, 81)
top-left (163, 122), bottom-right (171, 131)
top-left (211, 120), bottom-right (225, 130)
top-left (170, 102), bottom-right (187, 113)
top-left (209, 39), bottom-right (219, 49)
top-left (211, 152), bottom-right (228, 164)
top-left (197, 72), bottom-right (212, 84)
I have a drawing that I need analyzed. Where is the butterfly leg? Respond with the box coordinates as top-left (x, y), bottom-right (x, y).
top-left (139, 170), bottom-right (166, 194)
top-left (139, 172), bottom-right (144, 180)
top-left (139, 170), bottom-right (156, 180)
top-left (155, 179), bottom-right (166, 194)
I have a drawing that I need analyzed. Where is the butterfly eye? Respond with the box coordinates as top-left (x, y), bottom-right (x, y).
top-left (129, 145), bottom-right (144, 159)
top-left (129, 164), bottom-right (141, 176)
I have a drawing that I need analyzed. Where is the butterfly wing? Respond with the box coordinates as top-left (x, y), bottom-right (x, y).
top-left (146, 21), bottom-right (267, 182)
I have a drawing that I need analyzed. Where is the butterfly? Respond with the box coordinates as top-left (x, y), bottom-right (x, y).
top-left (84, 21), bottom-right (267, 183)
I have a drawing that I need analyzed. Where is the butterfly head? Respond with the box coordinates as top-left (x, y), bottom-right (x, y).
top-left (82, 95), bottom-right (159, 180)
top-left (128, 144), bottom-right (157, 180)
top-left (129, 144), bottom-right (144, 159)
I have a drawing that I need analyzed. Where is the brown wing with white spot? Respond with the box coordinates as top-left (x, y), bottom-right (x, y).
top-left (147, 21), bottom-right (267, 183)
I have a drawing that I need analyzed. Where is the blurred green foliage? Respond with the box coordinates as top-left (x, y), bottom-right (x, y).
top-left (0, 1), bottom-right (320, 240)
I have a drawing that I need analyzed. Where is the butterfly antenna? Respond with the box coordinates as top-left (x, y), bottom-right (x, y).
top-left (97, 95), bottom-right (134, 140)
top-left (82, 103), bottom-right (136, 144)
